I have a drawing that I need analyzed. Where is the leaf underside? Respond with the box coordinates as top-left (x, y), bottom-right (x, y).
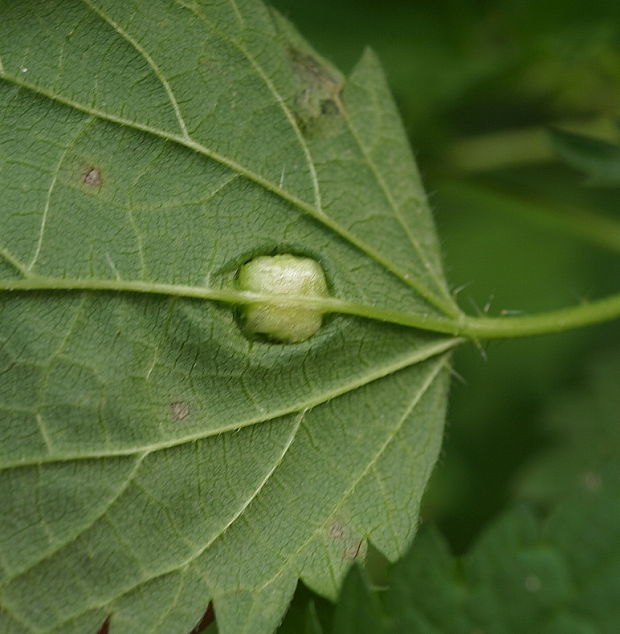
top-left (321, 352), bottom-right (620, 634)
top-left (328, 463), bottom-right (620, 634)
top-left (0, 1), bottom-right (457, 632)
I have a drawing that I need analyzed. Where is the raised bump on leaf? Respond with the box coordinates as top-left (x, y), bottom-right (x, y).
top-left (236, 254), bottom-right (330, 343)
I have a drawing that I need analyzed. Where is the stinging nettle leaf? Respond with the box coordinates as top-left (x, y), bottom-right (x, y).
top-left (321, 346), bottom-right (620, 634)
top-left (518, 346), bottom-right (620, 505)
top-left (0, 1), bottom-right (459, 632)
top-left (327, 464), bottom-right (620, 634)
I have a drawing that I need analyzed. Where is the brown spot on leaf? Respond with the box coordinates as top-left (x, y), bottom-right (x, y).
top-left (96, 616), bottom-right (111, 634)
top-left (189, 602), bottom-right (215, 633)
top-left (327, 519), bottom-right (366, 560)
top-left (170, 401), bottom-right (190, 421)
top-left (320, 99), bottom-right (339, 116)
top-left (289, 48), bottom-right (343, 137)
top-left (343, 539), bottom-right (365, 561)
top-left (290, 50), bottom-right (341, 98)
top-left (83, 166), bottom-right (103, 188)
top-left (327, 520), bottom-right (346, 540)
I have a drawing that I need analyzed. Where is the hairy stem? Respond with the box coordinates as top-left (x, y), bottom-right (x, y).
top-left (458, 294), bottom-right (620, 339)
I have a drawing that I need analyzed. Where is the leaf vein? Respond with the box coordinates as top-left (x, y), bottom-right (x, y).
top-left (0, 247), bottom-right (29, 277)
top-left (24, 412), bottom-right (305, 630)
top-left (257, 355), bottom-right (448, 592)
top-left (0, 71), bottom-right (446, 309)
top-left (0, 340), bottom-right (458, 470)
top-left (80, 0), bottom-right (190, 139)
top-left (0, 454), bottom-right (145, 584)
top-left (227, 0), bottom-right (245, 28)
top-left (179, 0), bottom-right (323, 212)
top-left (337, 98), bottom-right (456, 312)
top-left (28, 116), bottom-right (96, 272)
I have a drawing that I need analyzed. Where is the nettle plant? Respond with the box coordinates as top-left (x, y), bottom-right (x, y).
top-left (0, 2), bottom-right (619, 634)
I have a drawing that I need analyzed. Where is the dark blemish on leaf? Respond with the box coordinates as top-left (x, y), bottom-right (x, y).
top-left (96, 616), bottom-right (111, 634)
top-left (170, 401), bottom-right (190, 421)
top-left (189, 602), bottom-right (215, 633)
top-left (320, 99), bottom-right (339, 116)
top-left (289, 48), bottom-right (343, 138)
top-left (343, 539), bottom-right (364, 561)
top-left (289, 49), bottom-right (341, 95)
top-left (83, 166), bottom-right (103, 188)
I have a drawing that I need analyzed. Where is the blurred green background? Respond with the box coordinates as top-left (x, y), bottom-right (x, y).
top-left (271, 0), bottom-right (620, 551)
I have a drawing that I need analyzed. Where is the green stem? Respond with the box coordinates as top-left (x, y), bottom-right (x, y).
top-left (459, 295), bottom-right (620, 338)
top-left (1, 276), bottom-right (619, 340)
top-left (334, 293), bottom-right (620, 339)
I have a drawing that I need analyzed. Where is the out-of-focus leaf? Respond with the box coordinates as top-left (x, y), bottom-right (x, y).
top-left (330, 567), bottom-right (383, 634)
top-left (327, 348), bottom-right (620, 632)
top-left (275, 589), bottom-right (327, 634)
top-left (550, 128), bottom-right (620, 186)
top-left (519, 347), bottom-right (620, 504)
top-left (329, 463), bottom-right (620, 633)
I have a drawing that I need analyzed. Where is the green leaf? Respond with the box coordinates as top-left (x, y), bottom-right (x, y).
top-left (550, 128), bottom-right (620, 186)
top-left (324, 346), bottom-right (620, 633)
top-left (330, 463), bottom-right (620, 634)
top-left (329, 567), bottom-right (383, 634)
top-left (0, 1), bottom-right (457, 632)
top-left (519, 347), bottom-right (620, 504)
top-left (276, 595), bottom-right (325, 634)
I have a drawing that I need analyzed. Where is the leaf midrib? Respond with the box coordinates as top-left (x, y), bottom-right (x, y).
top-left (0, 272), bottom-right (464, 332)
